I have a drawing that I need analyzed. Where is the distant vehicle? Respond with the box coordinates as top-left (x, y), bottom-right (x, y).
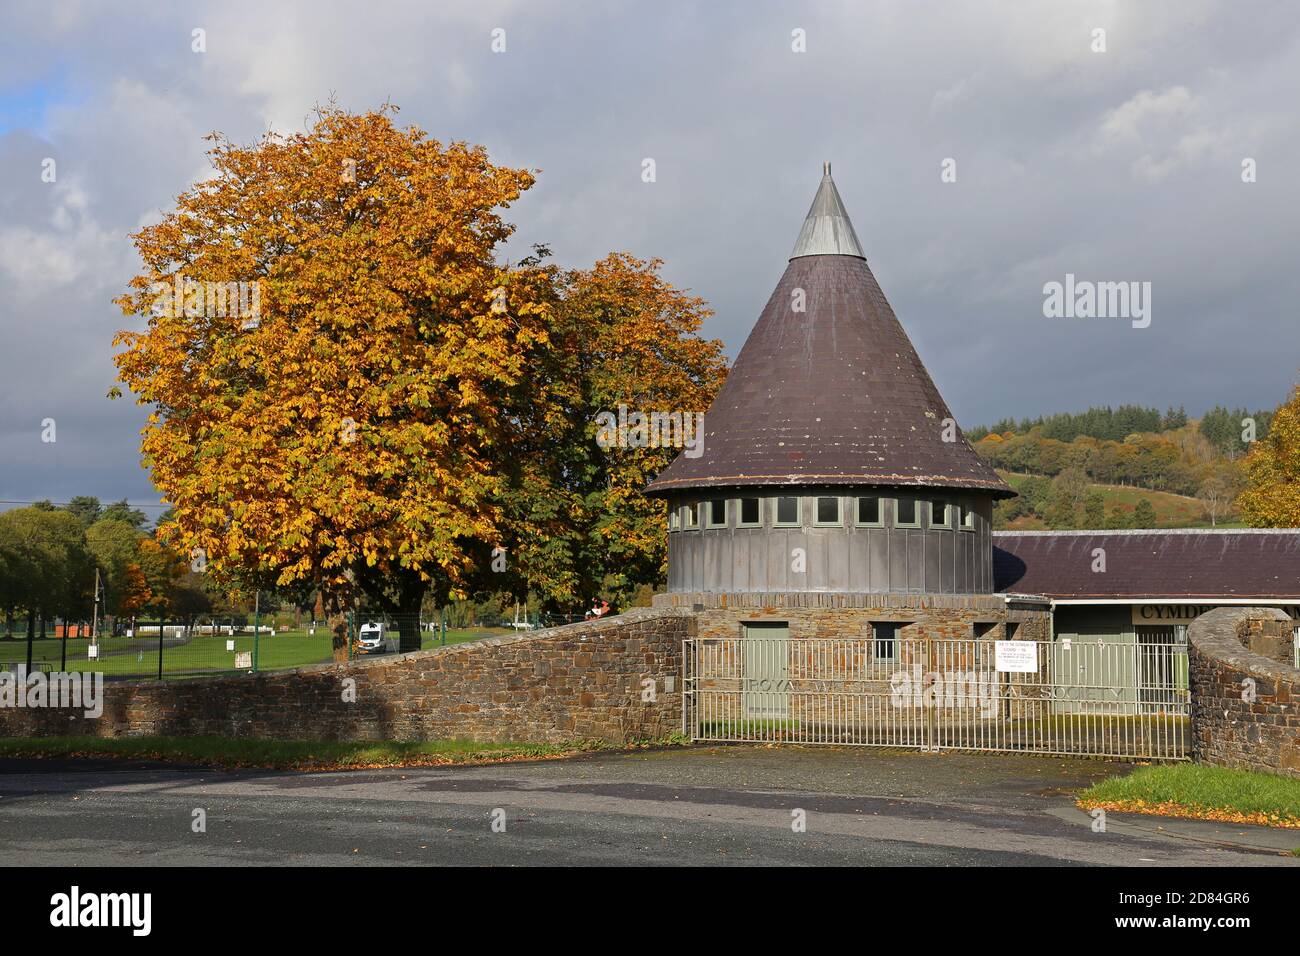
top-left (357, 622), bottom-right (398, 654)
top-left (508, 600), bottom-right (538, 630)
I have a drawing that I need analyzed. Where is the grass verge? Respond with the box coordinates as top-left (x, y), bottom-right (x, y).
top-left (0, 735), bottom-right (607, 772)
top-left (1078, 763), bottom-right (1300, 829)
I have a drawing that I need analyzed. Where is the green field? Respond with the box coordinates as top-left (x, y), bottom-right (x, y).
top-left (0, 626), bottom-right (513, 679)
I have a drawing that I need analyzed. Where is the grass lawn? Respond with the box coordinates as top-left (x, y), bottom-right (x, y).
top-left (1078, 763), bottom-right (1300, 829)
top-left (0, 626), bottom-right (514, 679)
top-left (0, 735), bottom-right (598, 771)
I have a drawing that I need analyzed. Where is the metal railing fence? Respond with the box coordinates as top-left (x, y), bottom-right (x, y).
top-left (683, 635), bottom-right (1189, 760)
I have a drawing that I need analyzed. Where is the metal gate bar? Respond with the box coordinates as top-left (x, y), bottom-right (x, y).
top-left (683, 636), bottom-right (1188, 760)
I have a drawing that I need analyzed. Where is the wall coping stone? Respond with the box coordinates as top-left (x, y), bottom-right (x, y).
top-left (1187, 606), bottom-right (1297, 683)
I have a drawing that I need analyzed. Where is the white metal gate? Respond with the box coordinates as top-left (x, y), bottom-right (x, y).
top-left (682, 636), bottom-right (1189, 760)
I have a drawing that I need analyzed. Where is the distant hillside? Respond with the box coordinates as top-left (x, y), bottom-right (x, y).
top-left (994, 470), bottom-right (1242, 530)
top-left (965, 402), bottom-right (1273, 530)
top-left (968, 403), bottom-right (1272, 456)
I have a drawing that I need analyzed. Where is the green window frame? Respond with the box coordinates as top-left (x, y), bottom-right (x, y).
top-left (959, 499), bottom-right (976, 531)
top-left (704, 498), bottom-right (728, 529)
top-left (856, 496), bottom-right (883, 527)
top-left (930, 499), bottom-right (953, 530)
top-left (893, 497), bottom-right (921, 529)
top-left (773, 496), bottom-right (802, 528)
top-left (682, 501), bottom-right (700, 530)
top-left (813, 496), bottom-right (842, 527)
top-left (736, 497), bottom-right (762, 528)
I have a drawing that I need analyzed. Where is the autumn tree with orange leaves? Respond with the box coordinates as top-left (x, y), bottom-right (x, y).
top-left (114, 105), bottom-right (724, 649)
top-left (481, 252), bottom-right (727, 607)
top-left (1239, 383), bottom-right (1300, 527)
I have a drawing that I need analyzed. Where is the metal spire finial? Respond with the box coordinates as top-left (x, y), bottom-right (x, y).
top-left (790, 163), bottom-right (864, 260)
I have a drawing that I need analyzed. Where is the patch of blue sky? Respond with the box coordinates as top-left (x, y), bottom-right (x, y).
top-left (0, 71), bottom-right (83, 136)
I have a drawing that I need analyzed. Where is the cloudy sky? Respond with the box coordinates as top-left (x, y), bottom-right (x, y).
top-left (1, 0), bottom-right (1297, 513)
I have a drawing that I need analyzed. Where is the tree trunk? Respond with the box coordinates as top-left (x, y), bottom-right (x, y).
top-left (329, 613), bottom-right (349, 662)
top-left (396, 578), bottom-right (426, 653)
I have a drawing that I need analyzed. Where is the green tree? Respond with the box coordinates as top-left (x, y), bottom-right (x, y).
top-left (1104, 504), bottom-right (1134, 529)
top-left (0, 507), bottom-right (94, 638)
top-left (64, 496), bottom-right (103, 529)
top-left (100, 499), bottom-right (149, 530)
top-left (1083, 490), bottom-right (1106, 528)
top-left (1132, 499), bottom-right (1157, 528)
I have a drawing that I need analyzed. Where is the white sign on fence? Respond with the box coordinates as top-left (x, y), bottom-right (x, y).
top-left (995, 641), bottom-right (1038, 673)
top-left (87, 644), bottom-right (99, 659)
top-left (226, 640), bottom-right (236, 651)
top-left (234, 652), bottom-right (252, 669)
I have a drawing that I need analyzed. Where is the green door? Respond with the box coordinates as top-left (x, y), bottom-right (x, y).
top-left (742, 622), bottom-right (790, 720)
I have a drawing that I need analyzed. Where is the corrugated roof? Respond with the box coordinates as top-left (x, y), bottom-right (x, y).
top-left (994, 530), bottom-right (1300, 600)
top-left (646, 166), bottom-right (1012, 498)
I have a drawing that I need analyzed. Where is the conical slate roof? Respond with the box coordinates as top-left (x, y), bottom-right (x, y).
top-left (646, 166), bottom-right (1013, 498)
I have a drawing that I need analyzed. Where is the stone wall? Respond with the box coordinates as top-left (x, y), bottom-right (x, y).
top-left (664, 591), bottom-right (1053, 730)
top-left (0, 609), bottom-right (693, 745)
top-left (1188, 606), bottom-right (1300, 777)
top-left (654, 590), bottom-right (1050, 643)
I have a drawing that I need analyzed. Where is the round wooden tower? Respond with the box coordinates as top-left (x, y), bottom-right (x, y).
top-left (646, 164), bottom-right (1015, 597)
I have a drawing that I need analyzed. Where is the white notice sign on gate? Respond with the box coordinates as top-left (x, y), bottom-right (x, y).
top-left (995, 641), bottom-right (1037, 673)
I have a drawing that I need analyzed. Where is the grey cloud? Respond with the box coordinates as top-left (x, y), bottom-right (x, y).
top-left (0, 0), bottom-right (1296, 510)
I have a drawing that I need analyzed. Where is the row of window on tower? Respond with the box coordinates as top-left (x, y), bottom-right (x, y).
top-left (668, 495), bottom-right (978, 532)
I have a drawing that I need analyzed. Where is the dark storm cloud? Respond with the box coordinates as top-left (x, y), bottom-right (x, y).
top-left (0, 0), bottom-right (1296, 509)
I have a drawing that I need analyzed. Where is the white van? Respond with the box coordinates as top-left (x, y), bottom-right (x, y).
top-left (357, 622), bottom-right (398, 654)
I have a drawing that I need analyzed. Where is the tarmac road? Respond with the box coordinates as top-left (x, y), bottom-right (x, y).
top-left (1, 746), bottom-right (1296, 866)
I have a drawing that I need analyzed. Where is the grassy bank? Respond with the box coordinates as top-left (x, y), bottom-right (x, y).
top-left (0, 735), bottom-right (602, 771)
top-left (1078, 763), bottom-right (1300, 829)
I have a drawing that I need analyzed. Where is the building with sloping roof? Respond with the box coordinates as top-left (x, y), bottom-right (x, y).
top-left (647, 165), bottom-right (1299, 690)
top-left (648, 164), bottom-right (1012, 596)
top-left (995, 529), bottom-right (1300, 665)
top-left (649, 165), bottom-right (1052, 712)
